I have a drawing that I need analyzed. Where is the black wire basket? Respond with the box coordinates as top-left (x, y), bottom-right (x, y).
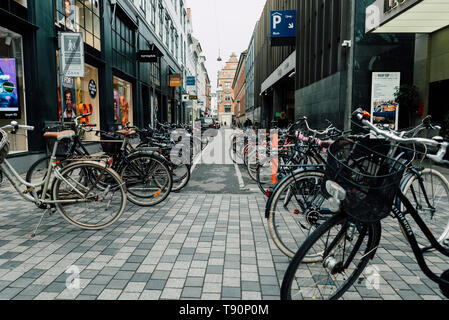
top-left (324, 139), bottom-right (408, 223)
top-left (100, 132), bottom-right (122, 155)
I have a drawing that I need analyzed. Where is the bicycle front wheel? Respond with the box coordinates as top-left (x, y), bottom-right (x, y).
top-left (52, 161), bottom-right (126, 229)
top-left (401, 168), bottom-right (449, 248)
top-left (281, 214), bottom-right (381, 300)
top-left (120, 152), bottom-right (173, 206)
top-left (267, 169), bottom-right (331, 259)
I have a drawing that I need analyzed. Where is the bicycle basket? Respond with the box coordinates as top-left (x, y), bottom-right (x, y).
top-left (44, 123), bottom-right (72, 157)
top-left (100, 132), bottom-right (122, 155)
top-left (324, 139), bottom-right (407, 223)
top-left (0, 129), bottom-right (10, 164)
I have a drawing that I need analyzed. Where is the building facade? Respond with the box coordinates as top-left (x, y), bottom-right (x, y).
top-left (232, 50), bottom-right (247, 126)
top-left (245, 24), bottom-right (258, 123)
top-left (217, 53), bottom-right (238, 127)
top-left (253, 0), bottom-right (297, 128)
top-left (1, 0), bottom-right (207, 172)
top-left (294, 0), bottom-right (415, 129)
top-left (366, 0), bottom-right (449, 137)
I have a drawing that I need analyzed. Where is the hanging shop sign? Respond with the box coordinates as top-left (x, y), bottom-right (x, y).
top-left (189, 95), bottom-right (198, 101)
top-left (270, 10), bottom-right (296, 46)
top-left (370, 72), bottom-right (401, 131)
top-left (137, 43), bottom-right (163, 63)
top-left (169, 74), bottom-right (182, 87)
top-left (88, 79), bottom-right (97, 98)
top-left (186, 76), bottom-right (196, 86)
top-left (0, 58), bottom-right (20, 119)
top-left (59, 32), bottom-right (85, 77)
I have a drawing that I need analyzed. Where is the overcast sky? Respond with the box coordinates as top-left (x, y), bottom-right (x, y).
top-left (185, 0), bottom-right (267, 92)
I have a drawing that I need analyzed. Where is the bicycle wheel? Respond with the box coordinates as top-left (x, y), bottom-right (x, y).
top-left (171, 163), bottom-right (191, 192)
top-left (281, 214), bottom-right (381, 300)
top-left (120, 151), bottom-right (173, 206)
top-left (52, 161), bottom-right (126, 229)
top-left (26, 156), bottom-right (55, 185)
top-left (401, 168), bottom-right (449, 249)
top-left (267, 169), bottom-right (333, 260)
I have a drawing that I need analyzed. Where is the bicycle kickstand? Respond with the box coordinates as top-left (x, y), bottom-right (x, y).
top-left (31, 208), bottom-right (52, 238)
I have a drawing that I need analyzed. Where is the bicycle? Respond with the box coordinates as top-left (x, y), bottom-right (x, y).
top-left (266, 114), bottom-right (449, 259)
top-left (280, 110), bottom-right (449, 300)
top-left (0, 121), bottom-right (127, 236)
top-left (26, 116), bottom-right (173, 207)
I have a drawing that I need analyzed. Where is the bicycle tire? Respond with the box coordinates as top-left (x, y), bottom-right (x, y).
top-left (400, 168), bottom-right (449, 249)
top-left (281, 214), bottom-right (381, 300)
top-left (26, 156), bottom-right (53, 185)
top-left (120, 151), bottom-right (173, 206)
top-left (267, 168), bottom-right (331, 259)
top-left (52, 161), bottom-right (126, 229)
top-left (171, 163), bottom-right (191, 192)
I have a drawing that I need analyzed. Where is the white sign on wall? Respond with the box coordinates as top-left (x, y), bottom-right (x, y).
top-left (60, 32), bottom-right (85, 77)
top-left (370, 72), bottom-right (401, 130)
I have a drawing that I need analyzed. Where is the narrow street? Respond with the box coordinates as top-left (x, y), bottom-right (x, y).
top-left (0, 129), bottom-right (446, 300)
top-left (0, 0), bottom-right (448, 306)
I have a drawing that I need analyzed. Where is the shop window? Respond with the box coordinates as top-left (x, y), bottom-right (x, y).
top-left (113, 77), bottom-right (133, 127)
top-left (56, 51), bottom-right (100, 141)
top-left (0, 27), bottom-right (27, 153)
top-left (54, 0), bottom-right (101, 51)
top-left (112, 15), bottom-right (135, 76)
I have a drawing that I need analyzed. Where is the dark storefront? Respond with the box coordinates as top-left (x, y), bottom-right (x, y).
top-left (294, 0), bottom-right (415, 130)
top-left (3, 0), bottom-right (183, 172)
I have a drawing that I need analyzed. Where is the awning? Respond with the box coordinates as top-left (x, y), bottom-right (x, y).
top-left (169, 66), bottom-right (177, 75)
top-left (261, 51), bottom-right (295, 93)
top-left (366, 0), bottom-right (449, 34)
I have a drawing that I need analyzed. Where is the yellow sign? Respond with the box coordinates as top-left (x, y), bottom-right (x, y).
top-left (169, 74), bottom-right (182, 87)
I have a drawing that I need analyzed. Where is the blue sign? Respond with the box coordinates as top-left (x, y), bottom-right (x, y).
top-left (186, 76), bottom-right (196, 86)
top-left (270, 10), bottom-right (296, 38)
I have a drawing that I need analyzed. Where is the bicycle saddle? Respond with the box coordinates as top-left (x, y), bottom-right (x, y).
top-left (43, 130), bottom-right (76, 141)
top-left (116, 130), bottom-right (137, 137)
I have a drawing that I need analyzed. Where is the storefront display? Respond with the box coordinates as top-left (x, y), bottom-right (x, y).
top-left (0, 26), bottom-right (27, 153)
top-left (56, 51), bottom-right (100, 140)
top-left (113, 77), bottom-right (133, 127)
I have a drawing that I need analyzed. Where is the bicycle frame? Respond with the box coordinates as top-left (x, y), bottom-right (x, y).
top-left (393, 190), bottom-right (449, 288)
top-left (0, 139), bottom-right (104, 206)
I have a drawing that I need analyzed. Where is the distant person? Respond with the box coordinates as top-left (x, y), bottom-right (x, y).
top-left (244, 118), bottom-right (253, 128)
top-left (277, 112), bottom-right (289, 129)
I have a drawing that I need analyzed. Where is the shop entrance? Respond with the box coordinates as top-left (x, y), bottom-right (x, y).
top-left (429, 79), bottom-right (449, 138)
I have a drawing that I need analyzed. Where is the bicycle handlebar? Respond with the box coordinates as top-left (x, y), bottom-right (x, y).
top-left (353, 109), bottom-right (441, 147)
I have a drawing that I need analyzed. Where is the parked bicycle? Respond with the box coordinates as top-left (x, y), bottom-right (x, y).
top-left (0, 121), bottom-right (127, 236)
top-left (26, 115), bottom-right (173, 207)
top-left (280, 109), bottom-right (449, 300)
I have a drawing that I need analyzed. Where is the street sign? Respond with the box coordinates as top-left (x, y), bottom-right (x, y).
top-left (169, 74), bottom-right (182, 87)
top-left (59, 32), bottom-right (85, 77)
top-left (270, 10), bottom-right (296, 46)
top-left (270, 10), bottom-right (296, 38)
top-left (186, 76), bottom-right (196, 86)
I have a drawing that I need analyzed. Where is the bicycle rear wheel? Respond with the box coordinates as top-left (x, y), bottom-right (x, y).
top-left (120, 151), bottom-right (173, 206)
top-left (52, 161), bottom-right (126, 229)
top-left (281, 214), bottom-right (381, 300)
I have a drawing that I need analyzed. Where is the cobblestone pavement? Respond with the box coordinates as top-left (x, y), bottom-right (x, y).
top-left (0, 132), bottom-right (447, 300)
